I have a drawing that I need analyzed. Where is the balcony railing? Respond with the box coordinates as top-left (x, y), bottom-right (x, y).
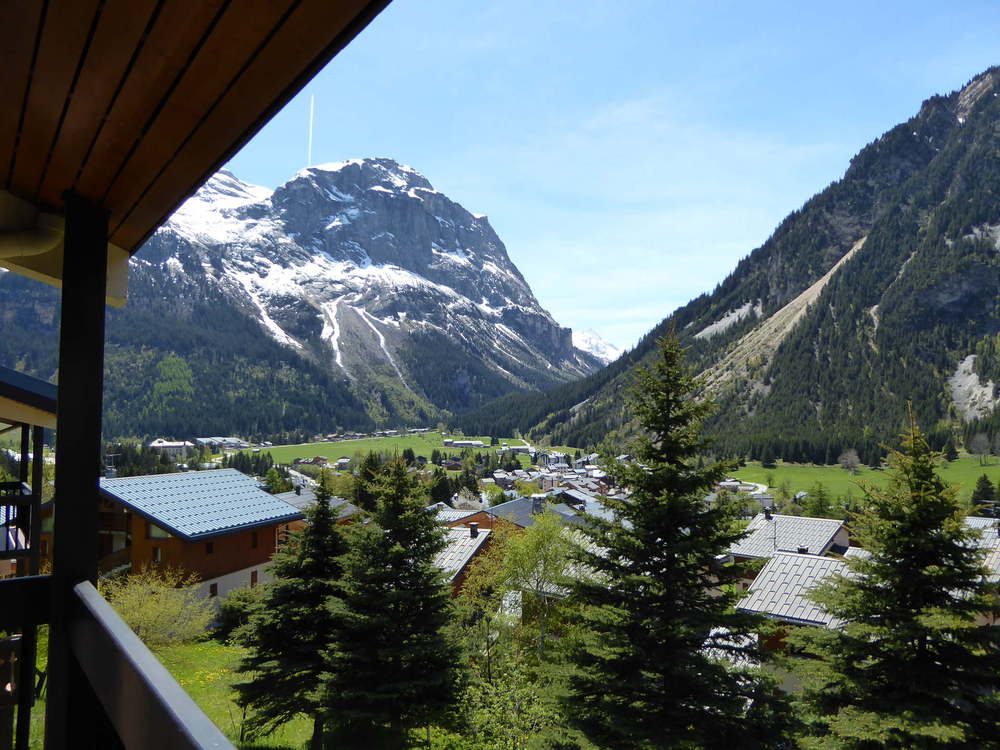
top-left (0, 575), bottom-right (234, 749)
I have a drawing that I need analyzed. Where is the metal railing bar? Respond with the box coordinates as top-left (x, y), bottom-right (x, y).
top-left (69, 581), bottom-right (234, 749)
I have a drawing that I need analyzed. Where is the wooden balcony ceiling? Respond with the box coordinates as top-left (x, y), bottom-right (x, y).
top-left (1, 0), bottom-right (389, 254)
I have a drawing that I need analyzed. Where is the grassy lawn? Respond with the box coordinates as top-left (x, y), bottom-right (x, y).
top-left (735, 452), bottom-right (1000, 504)
top-left (155, 640), bottom-right (310, 749)
top-left (263, 433), bottom-right (500, 465)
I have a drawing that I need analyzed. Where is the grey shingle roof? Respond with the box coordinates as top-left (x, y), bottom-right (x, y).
top-left (730, 513), bottom-right (845, 559)
top-left (425, 502), bottom-right (480, 524)
top-left (487, 497), bottom-right (587, 528)
top-left (100, 469), bottom-right (303, 541)
top-left (434, 527), bottom-right (490, 582)
top-left (966, 515), bottom-right (1000, 581)
top-left (736, 552), bottom-right (848, 627)
top-left (274, 488), bottom-right (358, 520)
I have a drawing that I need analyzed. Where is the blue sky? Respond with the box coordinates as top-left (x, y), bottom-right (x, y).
top-left (226, 0), bottom-right (1000, 350)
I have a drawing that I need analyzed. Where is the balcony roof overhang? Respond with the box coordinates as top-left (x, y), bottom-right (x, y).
top-left (0, 364), bottom-right (57, 430)
top-left (1, 0), bottom-right (390, 306)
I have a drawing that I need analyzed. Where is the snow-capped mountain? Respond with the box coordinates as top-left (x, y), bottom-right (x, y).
top-left (572, 329), bottom-right (623, 364)
top-left (135, 158), bottom-right (602, 421)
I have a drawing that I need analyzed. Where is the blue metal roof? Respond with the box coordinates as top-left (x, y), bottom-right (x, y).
top-left (99, 469), bottom-right (303, 541)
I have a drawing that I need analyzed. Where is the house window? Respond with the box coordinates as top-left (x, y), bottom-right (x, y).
top-left (146, 521), bottom-right (169, 539)
top-left (152, 546), bottom-right (161, 564)
top-left (250, 570), bottom-right (258, 587)
top-left (206, 541), bottom-right (214, 554)
top-left (209, 583), bottom-right (218, 597)
top-left (251, 531), bottom-right (258, 549)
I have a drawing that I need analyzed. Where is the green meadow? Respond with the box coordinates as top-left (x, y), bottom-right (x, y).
top-left (735, 452), bottom-right (1000, 504)
top-left (263, 433), bottom-right (520, 465)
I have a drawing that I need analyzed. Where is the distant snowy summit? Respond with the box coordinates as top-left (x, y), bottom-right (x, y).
top-left (572, 329), bottom-right (623, 364)
top-left (140, 157), bottom-right (605, 418)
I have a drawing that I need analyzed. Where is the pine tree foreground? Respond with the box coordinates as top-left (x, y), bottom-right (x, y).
top-left (235, 474), bottom-right (346, 750)
top-left (324, 459), bottom-right (464, 747)
top-left (566, 336), bottom-right (790, 750)
top-left (791, 420), bottom-right (1000, 748)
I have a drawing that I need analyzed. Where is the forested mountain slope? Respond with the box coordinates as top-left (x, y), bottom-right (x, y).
top-left (459, 68), bottom-right (1000, 463)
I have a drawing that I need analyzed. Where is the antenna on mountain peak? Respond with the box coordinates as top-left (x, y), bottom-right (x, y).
top-left (307, 94), bottom-right (315, 166)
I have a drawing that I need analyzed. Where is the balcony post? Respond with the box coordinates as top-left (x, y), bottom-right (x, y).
top-left (44, 192), bottom-right (114, 749)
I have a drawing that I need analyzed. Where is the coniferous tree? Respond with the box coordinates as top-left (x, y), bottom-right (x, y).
top-left (325, 459), bottom-right (463, 746)
top-left (791, 419), bottom-right (1000, 748)
top-left (428, 466), bottom-right (452, 506)
top-left (352, 451), bottom-right (381, 511)
top-left (565, 336), bottom-right (791, 750)
top-left (235, 474), bottom-right (346, 750)
top-left (970, 473), bottom-right (996, 512)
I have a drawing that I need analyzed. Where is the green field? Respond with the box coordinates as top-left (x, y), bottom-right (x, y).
top-left (263, 433), bottom-right (521, 465)
top-left (735, 452), bottom-right (1000, 504)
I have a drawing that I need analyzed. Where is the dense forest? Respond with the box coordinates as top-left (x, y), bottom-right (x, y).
top-left (458, 68), bottom-right (1000, 464)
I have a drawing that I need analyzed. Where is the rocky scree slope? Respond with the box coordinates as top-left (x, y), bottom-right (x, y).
top-left (0, 158), bottom-right (602, 437)
top-left (458, 68), bottom-right (1000, 463)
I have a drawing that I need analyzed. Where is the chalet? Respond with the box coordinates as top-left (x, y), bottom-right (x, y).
top-left (451, 440), bottom-right (485, 449)
top-left (434, 524), bottom-right (491, 595)
top-left (737, 517), bottom-right (1000, 641)
top-left (426, 503), bottom-right (494, 530)
top-left (441, 458), bottom-right (463, 471)
top-left (275, 487), bottom-right (359, 526)
top-left (487, 495), bottom-right (588, 529)
top-left (99, 470), bottom-right (304, 599)
top-left (537, 451), bottom-right (568, 468)
top-left (737, 552), bottom-right (848, 630)
top-left (147, 438), bottom-right (195, 458)
top-left (729, 511), bottom-right (848, 562)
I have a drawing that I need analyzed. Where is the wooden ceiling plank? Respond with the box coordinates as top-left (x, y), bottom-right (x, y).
top-left (73, 0), bottom-right (225, 204)
top-left (36, 0), bottom-right (160, 209)
top-left (102, 0), bottom-right (295, 226)
top-left (113, 0), bottom-right (380, 250)
top-left (0, 1), bottom-right (45, 187)
top-left (10, 0), bottom-right (103, 203)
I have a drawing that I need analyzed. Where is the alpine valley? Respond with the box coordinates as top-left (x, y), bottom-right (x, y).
top-left (0, 158), bottom-right (607, 439)
top-left (458, 67), bottom-right (1000, 464)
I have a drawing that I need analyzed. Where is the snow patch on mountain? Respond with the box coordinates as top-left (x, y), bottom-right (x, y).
top-left (147, 157), bottom-right (604, 412)
top-left (572, 330), bottom-right (622, 364)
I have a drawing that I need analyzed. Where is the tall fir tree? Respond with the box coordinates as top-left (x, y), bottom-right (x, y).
top-left (791, 418), bottom-right (1000, 748)
top-left (352, 451), bottom-right (381, 511)
top-left (565, 336), bottom-right (791, 750)
top-left (970, 473), bottom-right (996, 513)
top-left (235, 473), bottom-right (346, 750)
top-left (325, 459), bottom-right (464, 747)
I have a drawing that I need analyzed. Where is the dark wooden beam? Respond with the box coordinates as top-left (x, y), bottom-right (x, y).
top-left (45, 191), bottom-right (109, 750)
top-left (18, 424), bottom-right (29, 484)
top-left (0, 576), bottom-right (50, 630)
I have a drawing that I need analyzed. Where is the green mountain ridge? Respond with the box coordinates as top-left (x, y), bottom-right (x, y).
top-left (458, 67), bottom-right (1000, 463)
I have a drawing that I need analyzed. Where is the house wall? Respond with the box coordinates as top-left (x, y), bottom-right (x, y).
top-left (128, 515), bottom-right (278, 580)
top-left (197, 562), bottom-right (274, 601)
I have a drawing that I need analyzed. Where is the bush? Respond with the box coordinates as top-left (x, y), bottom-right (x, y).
top-left (216, 583), bottom-right (268, 641)
top-left (100, 566), bottom-right (214, 649)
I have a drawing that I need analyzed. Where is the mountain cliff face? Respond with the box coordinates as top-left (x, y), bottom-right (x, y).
top-left (0, 158), bottom-right (601, 437)
top-left (458, 68), bottom-right (1000, 462)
